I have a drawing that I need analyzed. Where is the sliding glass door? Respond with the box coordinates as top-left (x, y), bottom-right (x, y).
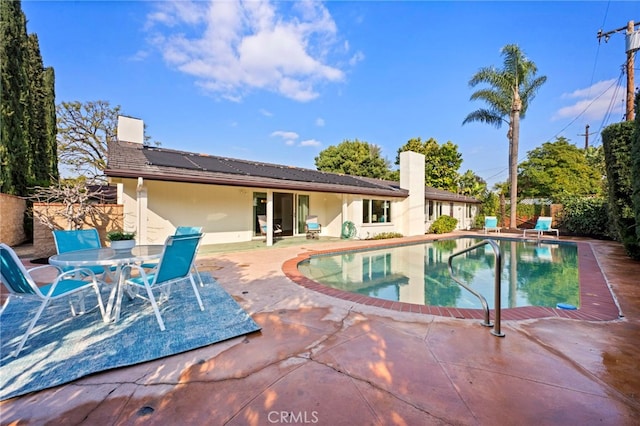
top-left (253, 192), bottom-right (309, 237)
top-left (297, 195), bottom-right (309, 235)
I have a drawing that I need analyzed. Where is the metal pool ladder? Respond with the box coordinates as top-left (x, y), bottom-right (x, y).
top-left (447, 239), bottom-right (505, 337)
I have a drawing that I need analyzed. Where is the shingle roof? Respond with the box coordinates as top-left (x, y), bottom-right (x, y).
top-left (353, 176), bottom-right (480, 204)
top-left (105, 142), bottom-right (407, 197)
top-left (106, 142), bottom-right (479, 203)
top-left (423, 186), bottom-right (480, 204)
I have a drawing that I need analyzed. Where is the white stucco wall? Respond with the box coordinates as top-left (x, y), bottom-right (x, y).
top-left (339, 195), bottom-right (405, 239)
top-left (112, 166), bottom-right (476, 245)
top-left (116, 177), bottom-right (355, 244)
top-left (399, 151), bottom-right (426, 237)
top-left (424, 201), bottom-right (478, 232)
top-left (118, 178), bottom-right (254, 245)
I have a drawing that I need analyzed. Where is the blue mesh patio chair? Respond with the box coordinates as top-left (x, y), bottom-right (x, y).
top-left (483, 216), bottom-right (500, 234)
top-left (258, 215), bottom-right (282, 241)
top-left (52, 228), bottom-right (112, 280)
top-left (305, 215), bottom-right (321, 239)
top-left (175, 226), bottom-right (205, 286)
top-left (175, 226), bottom-right (202, 235)
top-left (523, 216), bottom-right (559, 238)
top-left (121, 234), bottom-right (204, 331)
top-left (0, 243), bottom-right (106, 357)
top-left (141, 226), bottom-right (204, 286)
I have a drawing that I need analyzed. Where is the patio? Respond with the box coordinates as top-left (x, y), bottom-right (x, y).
top-left (1, 233), bottom-right (640, 424)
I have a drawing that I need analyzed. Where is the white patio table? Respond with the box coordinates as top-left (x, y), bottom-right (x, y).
top-left (49, 245), bottom-right (163, 323)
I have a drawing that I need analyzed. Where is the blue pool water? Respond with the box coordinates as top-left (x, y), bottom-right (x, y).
top-left (297, 237), bottom-right (580, 310)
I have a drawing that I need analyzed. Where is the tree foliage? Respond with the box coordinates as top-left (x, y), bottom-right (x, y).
top-left (557, 196), bottom-right (611, 239)
top-left (0, 0), bottom-right (57, 195)
top-left (314, 139), bottom-right (393, 179)
top-left (476, 191), bottom-right (500, 227)
top-left (57, 100), bottom-right (120, 182)
top-left (463, 44), bottom-right (547, 228)
top-left (518, 137), bottom-right (603, 201)
top-left (26, 33), bottom-right (57, 185)
top-left (395, 137), bottom-right (462, 191)
top-left (633, 90), bottom-right (640, 243)
top-left (458, 169), bottom-right (487, 197)
top-left (602, 121), bottom-right (640, 259)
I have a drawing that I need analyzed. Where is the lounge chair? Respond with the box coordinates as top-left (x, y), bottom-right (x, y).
top-left (483, 216), bottom-right (500, 234)
top-left (53, 228), bottom-right (112, 279)
top-left (523, 216), bottom-right (559, 238)
top-left (305, 215), bottom-right (322, 239)
top-left (121, 234), bottom-right (204, 331)
top-left (257, 215), bottom-right (282, 240)
top-left (0, 243), bottom-right (106, 357)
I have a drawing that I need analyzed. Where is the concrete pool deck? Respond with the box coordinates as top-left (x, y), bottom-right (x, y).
top-left (1, 232), bottom-right (640, 425)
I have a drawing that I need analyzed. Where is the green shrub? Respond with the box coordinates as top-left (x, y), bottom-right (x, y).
top-left (602, 120), bottom-right (640, 259)
top-left (106, 230), bottom-right (136, 241)
top-left (633, 91), bottom-right (640, 245)
top-left (475, 192), bottom-right (499, 228)
top-left (428, 216), bottom-right (458, 234)
top-left (557, 196), bottom-right (612, 239)
top-left (366, 232), bottom-right (403, 240)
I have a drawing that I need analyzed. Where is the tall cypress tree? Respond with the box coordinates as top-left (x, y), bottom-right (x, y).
top-left (43, 66), bottom-right (57, 180)
top-left (25, 33), bottom-right (48, 184)
top-left (1, 0), bottom-right (56, 194)
top-left (0, 0), bottom-right (29, 195)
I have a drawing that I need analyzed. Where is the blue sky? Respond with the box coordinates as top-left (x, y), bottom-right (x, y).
top-left (23, 0), bottom-right (640, 186)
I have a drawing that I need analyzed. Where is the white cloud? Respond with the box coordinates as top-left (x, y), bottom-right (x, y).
top-left (270, 131), bottom-right (319, 147)
top-left (315, 117), bottom-right (325, 127)
top-left (129, 50), bottom-right (149, 61)
top-left (349, 51), bottom-right (365, 66)
top-left (300, 139), bottom-right (321, 147)
top-left (554, 79), bottom-right (625, 121)
top-left (146, 0), bottom-right (348, 102)
top-left (270, 130), bottom-right (299, 140)
top-left (260, 109), bottom-right (273, 117)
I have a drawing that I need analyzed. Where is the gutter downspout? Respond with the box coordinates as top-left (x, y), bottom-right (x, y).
top-left (136, 177), bottom-right (147, 244)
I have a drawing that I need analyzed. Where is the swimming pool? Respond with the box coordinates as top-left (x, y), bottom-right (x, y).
top-left (297, 237), bottom-right (579, 310)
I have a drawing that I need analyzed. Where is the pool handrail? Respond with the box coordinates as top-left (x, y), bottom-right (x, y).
top-left (447, 239), bottom-right (505, 337)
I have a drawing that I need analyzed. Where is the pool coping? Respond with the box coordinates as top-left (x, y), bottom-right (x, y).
top-left (282, 236), bottom-right (623, 322)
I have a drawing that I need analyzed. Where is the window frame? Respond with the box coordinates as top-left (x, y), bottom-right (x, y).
top-left (362, 199), bottom-right (392, 224)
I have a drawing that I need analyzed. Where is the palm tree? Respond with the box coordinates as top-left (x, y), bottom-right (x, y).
top-left (463, 44), bottom-right (547, 229)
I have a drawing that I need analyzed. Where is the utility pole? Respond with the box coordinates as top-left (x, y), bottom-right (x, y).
top-left (597, 20), bottom-right (640, 121)
top-left (626, 21), bottom-right (636, 121)
top-left (578, 124), bottom-right (596, 149)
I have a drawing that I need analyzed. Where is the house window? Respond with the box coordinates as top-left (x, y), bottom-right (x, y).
top-left (428, 201), bottom-right (442, 221)
top-left (363, 199), bottom-right (392, 223)
top-left (449, 202), bottom-right (454, 217)
top-left (466, 204), bottom-right (473, 218)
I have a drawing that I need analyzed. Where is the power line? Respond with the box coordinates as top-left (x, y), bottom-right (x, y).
top-left (597, 20), bottom-right (640, 121)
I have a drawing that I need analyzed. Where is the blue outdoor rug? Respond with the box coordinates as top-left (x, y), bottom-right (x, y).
top-left (0, 272), bottom-right (260, 401)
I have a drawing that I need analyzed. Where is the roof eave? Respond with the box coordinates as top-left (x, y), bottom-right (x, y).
top-left (105, 168), bottom-right (408, 198)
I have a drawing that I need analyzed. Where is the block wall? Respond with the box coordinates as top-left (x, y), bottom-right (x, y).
top-left (32, 203), bottom-right (124, 259)
top-left (0, 193), bottom-right (27, 246)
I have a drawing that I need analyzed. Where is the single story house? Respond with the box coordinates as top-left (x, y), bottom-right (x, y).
top-left (105, 117), bottom-right (480, 246)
